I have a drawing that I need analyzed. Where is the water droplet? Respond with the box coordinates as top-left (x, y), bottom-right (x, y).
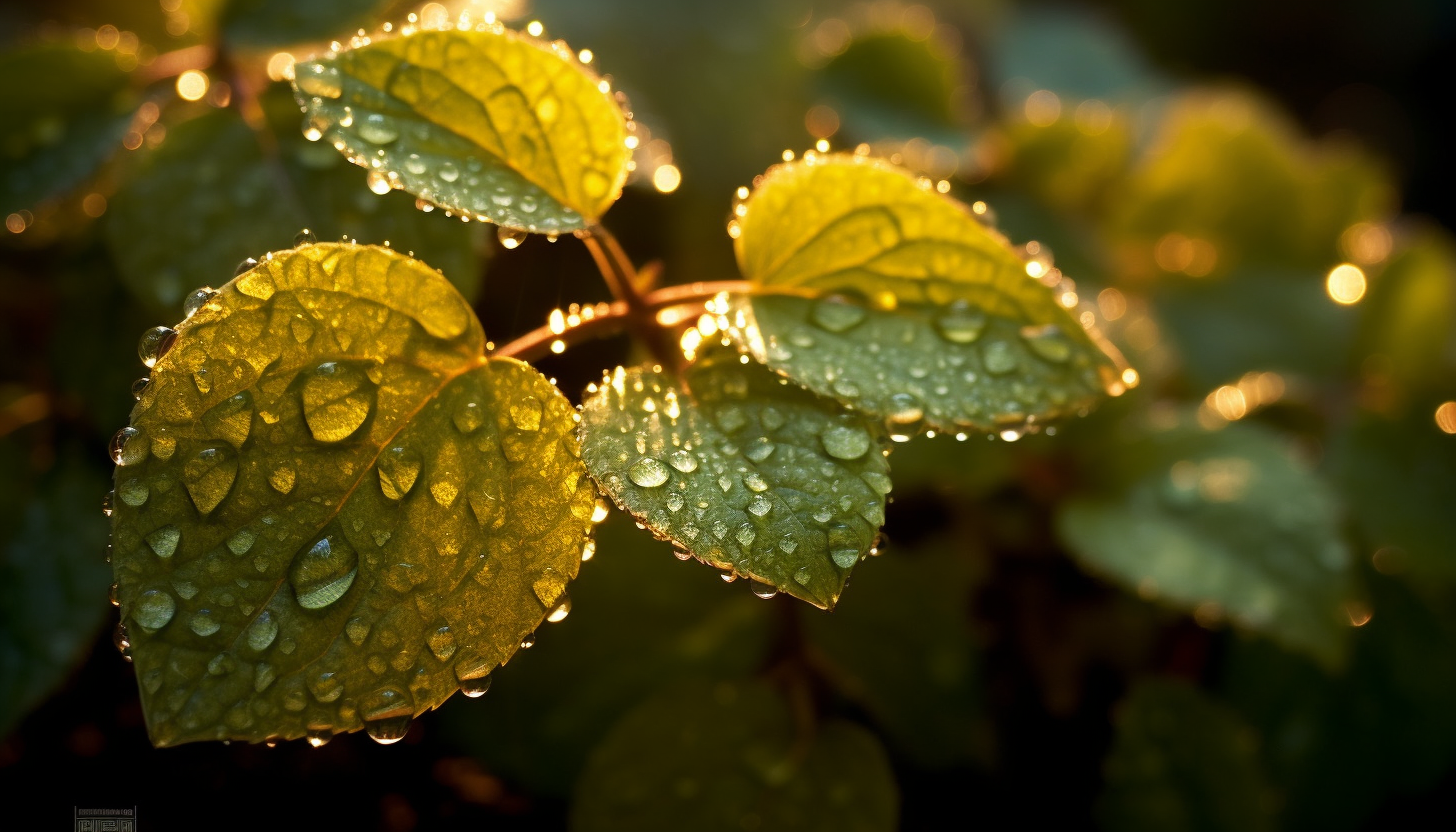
top-left (289, 532), bottom-right (359, 609)
top-left (146, 525), bottom-right (180, 558)
top-left (735, 524), bottom-right (756, 547)
top-left (760, 407), bottom-right (785, 431)
top-left (460, 672), bottom-right (492, 698)
top-left (189, 610), bottom-right (221, 637)
top-left (234, 257), bottom-right (259, 276)
top-left (118, 477), bottom-right (149, 507)
top-left (133, 589), bottom-right (176, 629)
top-left (306, 729), bottom-right (333, 747)
top-left (810, 293), bottom-right (868, 332)
top-left (745, 438), bottom-right (775, 462)
top-left (270, 466), bottom-right (296, 494)
top-left (498, 227), bottom-right (527, 249)
top-left (246, 611), bottom-right (278, 651)
top-left (113, 622), bottom-right (131, 661)
top-left (668, 449), bottom-right (698, 472)
top-left (110, 426), bottom-right (145, 465)
top-left (1021, 324), bottom-right (1072, 363)
top-left (294, 228), bottom-right (318, 245)
top-left (547, 595), bottom-right (572, 622)
top-left (716, 404), bottom-right (747, 433)
top-left (886, 393), bottom-right (924, 439)
top-left (226, 528), bottom-right (256, 556)
top-left (308, 670), bottom-right (343, 702)
top-left (357, 113), bottom-right (399, 144)
top-left (377, 445), bottom-right (422, 500)
top-left (793, 566), bottom-right (811, 585)
top-left (742, 472), bottom-right (769, 492)
top-left (183, 443), bottom-right (238, 515)
top-left (453, 399), bottom-right (484, 433)
top-left (346, 616), bottom-right (371, 646)
top-left (860, 501), bottom-right (886, 526)
top-left (747, 494), bottom-right (772, 517)
top-left (295, 62), bottom-right (343, 98)
top-left (137, 326), bottom-right (176, 368)
top-left (934, 301), bottom-right (987, 344)
top-left (982, 341), bottom-right (1018, 375)
top-left (520, 632), bottom-right (537, 649)
top-left (366, 170), bottom-right (393, 194)
top-left (862, 472), bottom-right (893, 495)
top-left (750, 580), bottom-right (777, 599)
top-left (101, 492), bottom-right (114, 517)
top-left (779, 535), bottom-right (798, 554)
top-left (183, 286), bottom-right (216, 318)
top-left (829, 524), bottom-right (859, 568)
top-left (427, 622), bottom-right (456, 660)
top-left (821, 425), bottom-right (871, 460)
top-left (203, 391), bottom-right (254, 446)
top-left (510, 396), bottom-right (543, 431)
top-left (628, 457), bottom-right (670, 487)
top-left (302, 361), bottom-right (374, 442)
top-left (130, 377), bottom-right (150, 400)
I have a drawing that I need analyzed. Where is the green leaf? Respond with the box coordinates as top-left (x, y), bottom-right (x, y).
top-left (1, 443), bottom-right (112, 737)
top-left (221, 0), bottom-right (386, 49)
top-left (105, 106), bottom-right (482, 314)
top-left (0, 42), bottom-right (137, 215)
top-left (109, 242), bottom-right (594, 746)
top-left (579, 348), bottom-right (889, 608)
top-left (443, 512), bottom-right (774, 795)
top-left (1056, 410), bottom-right (1354, 667)
top-left (571, 678), bottom-right (898, 832)
top-left (1355, 225), bottom-right (1456, 395)
top-left (729, 154), bottom-right (1127, 435)
top-left (1097, 678), bottom-right (1276, 832)
top-left (801, 542), bottom-right (992, 768)
top-left (293, 22), bottom-right (631, 234)
top-left (813, 30), bottom-right (966, 144)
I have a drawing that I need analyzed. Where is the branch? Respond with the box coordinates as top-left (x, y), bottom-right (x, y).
top-left (136, 44), bottom-right (216, 85)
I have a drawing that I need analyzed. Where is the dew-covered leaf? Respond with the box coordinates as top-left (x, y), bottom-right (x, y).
top-left (106, 107), bottom-right (481, 313)
top-left (1097, 678), bottom-right (1275, 832)
top-left (571, 678), bottom-right (898, 832)
top-left (293, 22), bottom-right (631, 234)
top-left (443, 512), bottom-right (774, 795)
top-left (1056, 410), bottom-right (1354, 667)
top-left (729, 153), bottom-right (1126, 436)
top-left (579, 349), bottom-right (889, 608)
top-left (221, 0), bottom-right (386, 49)
top-left (109, 242), bottom-right (593, 746)
top-left (0, 442), bottom-right (112, 737)
top-left (0, 42), bottom-right (137, 215)
top-left (801, 542), bottom-right (992, 768)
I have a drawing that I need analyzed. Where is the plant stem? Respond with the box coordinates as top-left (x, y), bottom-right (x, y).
top-left (492, 280), bottom-right (750, 363)
top-left (577, 224), bottom-right (682, 368)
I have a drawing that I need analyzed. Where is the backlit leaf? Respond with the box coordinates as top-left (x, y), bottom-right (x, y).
top-left (1097, 678), bottom-right (1275, 832)
top-left (1056, 410), bottom-right (1354, 667)
top-left (729, 153), bottom-right (1126, 435)
top-left (579, 348), bottom-right (889, 608)
top-left (1, 42), bottom-right (137, 215)
top-left (571, 678), bottom-right (898, 832)
top-left (293, 22), bottom-right (631, 234)
top-left (109, 242), bottom-right (593, 746)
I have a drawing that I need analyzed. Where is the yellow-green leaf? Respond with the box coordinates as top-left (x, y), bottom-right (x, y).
top-left (579, 349), bottom-right (890, 609)
top-left (293, 23), bottom-right (631, 234)
top-left (729, 153), bottom-right (1128, 435)
top-left (109, 242), bottom-right (594, 747)
top-left (572, 679), bottom-right (899, 832)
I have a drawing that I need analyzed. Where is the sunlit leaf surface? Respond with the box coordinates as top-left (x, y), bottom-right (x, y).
top-left (572, 678), bottom-right (898, 832)
top-left (0, 43), bottom-right (137, 215)
top-left (109, 243), bottom-right (593, 746)
top-left (0, 443), bottom-right (111, 736)
top-left (1057, 411), bottom-right (1353, 667)
top-left (1097, 679), bottom-right (1275, 832)
top-left (105, 107), bottom-right (482, 314)
top-left (579, 349), bottom-right (889, 608)
top-left (294, 23), bottom-right (631, 234)
top-left (730, 154), bottom-right (1125, 435)
top-left (444, 513), bottom-right (773, 795)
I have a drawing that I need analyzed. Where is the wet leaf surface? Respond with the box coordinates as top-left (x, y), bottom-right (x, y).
top-left (294, 23), bottom-right (631, 233)
top-left (579, 349), bottom-right (889, 608)
top-left (1056, 411), bottom-right (1353, 667)
top-left (729, 153), bottom-right (1125, 435)
top-left (572, 678), bottom-right (898, 832)
top-left (109, 242), bottom-right (593, 746)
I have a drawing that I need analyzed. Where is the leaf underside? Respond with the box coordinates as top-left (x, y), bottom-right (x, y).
top-left (110, 242), bottom-right (593, 746)
top-left (294, 24), bottom-right (631, 233)
top-left (729, 153), bottom-right (1126, 434)
top-left (1057, 412), bottom-right (1353, 667)
top-left (572, 679), bottom-right (899, 832)
top-left (579, 349), bottom-right (890, 609)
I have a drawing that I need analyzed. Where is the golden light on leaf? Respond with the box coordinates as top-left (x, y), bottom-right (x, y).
top-left (1326, 263), bottom-right (1367, 305)
top-left (652, 164), bottom-right (681, 193)
top-left (1435, 401), bottom-right (1456, 434)
top-left (175, 69), bottom-right (208, 101)
top-left (265, 52), bottom-right (295, 82)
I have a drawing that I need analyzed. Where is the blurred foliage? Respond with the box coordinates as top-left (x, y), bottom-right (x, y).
top-left (1, 0), bottom-right (1454, 829)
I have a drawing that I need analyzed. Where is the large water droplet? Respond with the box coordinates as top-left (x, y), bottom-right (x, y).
top-left (668, 449), bottom-right (698, 473)
top-left (361, 687), bottom-right (414, 744)
top-left (366, 170), bottom-right (393, 195)
top-left (183, 443), bottom-right (238, 516)
top-left (628, 457), bottom-right (670, 487)
top-left (1021, 324), bottom-right (1072, 363)
top-left (510, 396), bottom-right (543, 431)
top-left (750, 580), bottom-right (777, 599)
top-left (886, 392), bottom-right (924, 440)
top-left (137, 326), bottom-right (177, 368)
top-left (302, 361), bottom-right (374, 442)
top-left (427, 622), bottom-right (456, 660)
top-left (456, 654), bottom-right (494, 697)
top-left (130, 377), bottom-right (150, 400)
top-left (828, 524), bottom-right (859, 568)
top-left (547, 594), bottom-right (572, 622)
top-left (246, 611), bottom-right (278, 651)
top-left (295, 62), bottom-right (343, 98)
top-left (982, 341), bottom-right (1018, 375)
top-left (189, 610), bottom-right (221, 637)
top-left (203, 391), bottom-right (254, 447)
top-left (821, 425), bottom-right (871, 460)
top-left (294, 228), bottom-right (318, 246)
top-left (357, 113), bottom-right (399, 144)
top-left (289, 532), bottom-right (359, 609)
top-left (133, 589), bottom-right (176, 629)
top-left (810, 293), bottom-right (868, 333)
top-left (497, 227), bottom-right (527, 249)
top-left (110, 426), bottom-right (146, 465)
top-left (183, 286), bottom-right (216, 318)
top-left (377, 444), bottom-right (422, 500)
top-left (934, 301), bottom-right (987, 344)
top-left (117, 477), bottom-right (149, 507)
top-left (146, 525), bottom-right (180, 558)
